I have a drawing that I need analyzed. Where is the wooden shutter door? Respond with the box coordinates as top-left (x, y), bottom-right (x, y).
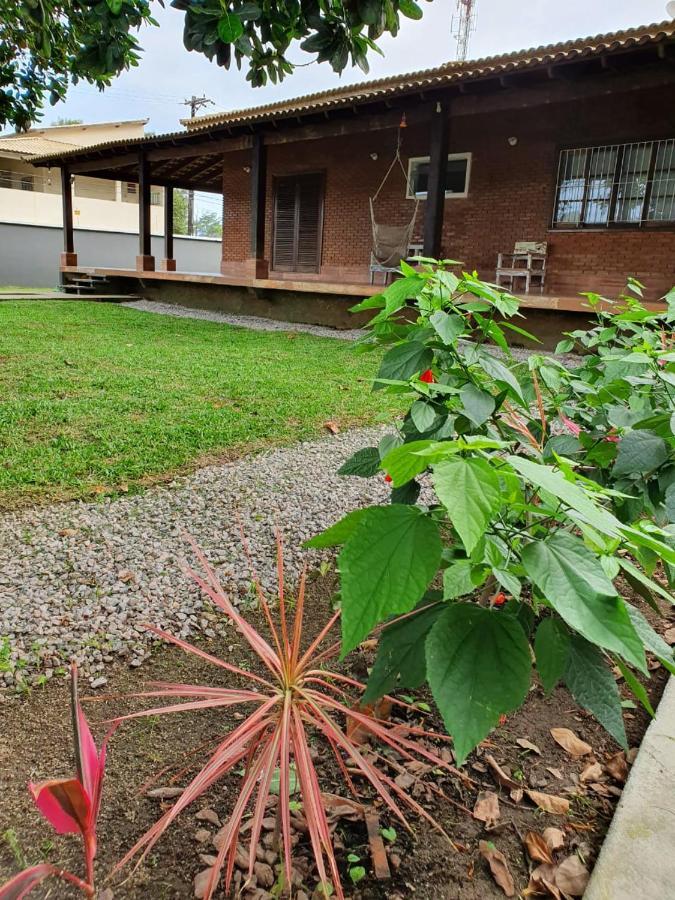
top-left (272, 174), bottom-right (324, 273)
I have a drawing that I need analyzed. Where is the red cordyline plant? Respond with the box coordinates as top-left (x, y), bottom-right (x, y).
top-left (114, 535), bottom-right (457, 899)
top-left (0, 666), bottom-right (111, 900)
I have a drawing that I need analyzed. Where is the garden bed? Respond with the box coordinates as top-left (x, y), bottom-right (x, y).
top-left (0, 572), bottom-right (671, 899)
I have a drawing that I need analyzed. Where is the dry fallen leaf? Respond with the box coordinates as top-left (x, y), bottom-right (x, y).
top-left (510, 787), bottom-right (524, 804)
top-left (323, 420), bottom-right (340, 435)
top-left (525, 789), bottom-right (570, 815)
top-left (605, 751), bottom-right (629, 783)
top-left (479, 840), bottom-right (516, 897)
top-left (550, 727), bottom-right (592, 757)
top-left (474, 791), bottom-right (500, 828)
top-left (517, 738), bottom-right (542, 755)
top-left (546, 766), bottom-right (563, 780)
top-left (555, 854), bottom-right (590, 896)
top-left (579, 761), bottom-right (604, 783)
top-left (485, 754), bottom-right (521, 791)
top-left (543, 827), bottom-right (566, 852)
top-left (524, 863), bottom-right (562, 899)
top-left (524, 831), bottom-right (553, 865)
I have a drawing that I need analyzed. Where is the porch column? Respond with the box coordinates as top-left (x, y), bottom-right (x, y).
top-left (160, 186), bottom-right (176, 271)
top-left (423, 98), bottom-right (451, 259)
top-left (248, 133), bottom-right (269, 278)
top-left (136, 151), bottom-right (155, 272)
top-left (60, 165), bottom-right (77, 267)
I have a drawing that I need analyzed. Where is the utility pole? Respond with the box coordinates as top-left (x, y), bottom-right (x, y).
top-left (181, 94), bottom-right (214, 235)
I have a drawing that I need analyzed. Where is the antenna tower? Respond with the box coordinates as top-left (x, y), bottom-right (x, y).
top-left (451, 0), bottom-right (477, 62)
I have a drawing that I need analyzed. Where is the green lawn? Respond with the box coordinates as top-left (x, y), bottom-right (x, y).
top-left (0, 301), bottom-right (394, 506)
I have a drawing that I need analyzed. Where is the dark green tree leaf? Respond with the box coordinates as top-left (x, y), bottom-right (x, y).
top-left (410, 400), bottom-right (437, 433)
top-left (426, 605), bottom-right (531, 764)
top-left (304, 508), bottom-right (370, 548)
top-left (613, 430), bottom-right (669, 478)
top-left (623, 603), bottom-right (675, 674)
top-left (339, 505), bottom-right (442, 654)
top-left (376, 342), bottom-right (433, 386)
top-left (217, 12), bottom-right (244, 42)
top-left (429, 310), bottom-right (464, 345)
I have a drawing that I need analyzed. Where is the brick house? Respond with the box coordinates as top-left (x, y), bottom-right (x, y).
top-left (33, 19), bottom-right (675, 329)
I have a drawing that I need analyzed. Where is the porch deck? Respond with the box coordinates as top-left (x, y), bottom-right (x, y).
top-left (61, 265), bottom-right (666, 314)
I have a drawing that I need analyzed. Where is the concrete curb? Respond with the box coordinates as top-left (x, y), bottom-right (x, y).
top-left (585, 676), bottom-right (675, 899)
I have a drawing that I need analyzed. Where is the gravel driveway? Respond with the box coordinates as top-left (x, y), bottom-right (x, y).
top-left (0, 427), bottom-right (389, 689)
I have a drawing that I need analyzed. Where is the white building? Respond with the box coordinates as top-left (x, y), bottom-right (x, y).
top-left (0, 119), bottom-right (164, 234)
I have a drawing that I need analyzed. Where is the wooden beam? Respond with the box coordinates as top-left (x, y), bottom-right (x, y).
top-left (423, 99), bottom-right (450, 259)
top-left (61, 165), bottom-right (74, 254)
top-left (164, 187), bottom-right (174, 262)
top-left (250, 135), bottom-right (266, 260)
top-left (137, 151), bottom-right (153, 269)
top-left (67, 135), bottom-right (252, 175)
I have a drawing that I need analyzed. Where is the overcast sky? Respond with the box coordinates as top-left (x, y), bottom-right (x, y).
top-left (48, 0), bottom-right (670, 134)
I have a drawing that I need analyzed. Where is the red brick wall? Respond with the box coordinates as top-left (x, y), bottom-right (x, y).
top-left (221, 83), bottom-right (675, 299)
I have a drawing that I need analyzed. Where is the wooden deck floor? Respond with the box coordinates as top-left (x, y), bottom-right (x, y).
top-left (60, 266), bottom-right (666, 313)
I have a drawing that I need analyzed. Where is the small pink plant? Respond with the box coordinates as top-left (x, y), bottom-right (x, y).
top-left (0, 666), bottom-right (112, 899)
top-left (113, 535), bottom-right (456, 900)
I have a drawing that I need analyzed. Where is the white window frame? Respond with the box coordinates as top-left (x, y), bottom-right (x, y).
top-left (406, 152), bottom-right (472, 200)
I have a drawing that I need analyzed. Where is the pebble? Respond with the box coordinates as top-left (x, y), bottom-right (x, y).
top-left (0, 428), bottom-right (389, 681)
top-left (89, 676), bottom-right (108, 689)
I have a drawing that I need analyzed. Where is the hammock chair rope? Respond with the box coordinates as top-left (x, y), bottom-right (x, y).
top-left (369, 127), bottom-right (420, 270)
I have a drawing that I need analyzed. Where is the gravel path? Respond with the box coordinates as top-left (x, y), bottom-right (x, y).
top-left (0, 427), bottom-right (389, 690)
top-left (121, 299), bottom-right (367, 342)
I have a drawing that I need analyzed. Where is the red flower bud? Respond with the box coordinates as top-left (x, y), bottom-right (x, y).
top-left (384, 473), bottom-right (393, 483)
top-left (499, 714), bottom-right (507, 726)
top-left (420, 369), bottom-right (435, 384)
top-left (493, 592), bottom-right (507, 607)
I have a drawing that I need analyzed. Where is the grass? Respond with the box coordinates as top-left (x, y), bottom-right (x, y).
top-left (0, 301), bottom-right (396, 507)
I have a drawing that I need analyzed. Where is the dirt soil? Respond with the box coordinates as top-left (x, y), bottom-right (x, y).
top-left (0, 573), bottom-right (671, 900)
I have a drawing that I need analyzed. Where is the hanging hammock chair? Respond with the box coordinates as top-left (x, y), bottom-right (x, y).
top-left (369, 125), bottom-right (420, 284)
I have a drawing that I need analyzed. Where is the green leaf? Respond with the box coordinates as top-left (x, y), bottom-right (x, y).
top-left (534, 617), bottom-right (570, 694)
top-left (217, 12), bottom-right (244, 42)
top-left (390, 479), bottom-right (421, 505)
top-left (433, 457), bottom-right (501, 554)
top-left (613, 430), bottom-right (669, 477)
top-left (339, 506), bottom-right (442, 654)
top-left (381, 439), bottom-right (433, 486)
top-left (460, 383), bottom-right (495, 427)
top-left (349, 866), bottom-right (366, 884)
top-left (477, 352), bottom-right (525, 402)
top-left (506, 456), bottom-right (622, 537)
top-left (304, 508), bottom-right (370, 548)
top-left (443, 559), bottom-right (478, 599)
top-left (363, 601), bottom-right (443, 703)
top-left (398, 0), bottom-right (423, 19)
top-left (618, 557), bottom-right (675, 607)
top-left (369, 275), bottom-right (425, 322)
top-left (623, 603), bottom-right (675, 674)
top-left (426, 605), bottom-right (531, 764)
top-left (429, 310), bottom-right (464, 345)
top-left (410, 400), bottom-right (436, 433)
top-left (493, 567), bottom-right (521, 599)
top-left (564, 635), bottom-right (627, 749)
top-left (666, 483), bottom-right (675, 523)
top-left (338, 447), bottom-right (381, 477)
top-left (615, 658), bottom-right (655, 716)
top-left (376, 341), bottom-right (432, 386)
top-left (521, 532), bottom-right (646, 672)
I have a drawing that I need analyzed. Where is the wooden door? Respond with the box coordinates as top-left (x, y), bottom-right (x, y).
top-left (272, 174), bottom-right (324, 273)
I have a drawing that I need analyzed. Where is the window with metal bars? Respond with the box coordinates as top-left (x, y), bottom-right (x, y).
top-left (553, 139), bottom-right (675, 228)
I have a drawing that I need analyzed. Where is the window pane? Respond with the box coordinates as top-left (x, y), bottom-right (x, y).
top-left (648, 140), bottom-right (675, 222)
top-left (583, 147), bottom-right (617, 225)
top-left (555, 149), bottom-right (586, 224)
top-left (410, 157), bottom-right (468, 196)
top-left (614, 143), bottom-right (651, 223)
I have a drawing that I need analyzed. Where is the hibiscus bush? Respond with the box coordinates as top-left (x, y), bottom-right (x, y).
top-left (307, 260), bottom-right (675, 764)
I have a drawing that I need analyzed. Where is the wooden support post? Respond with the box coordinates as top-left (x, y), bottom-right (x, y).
top-left (160, 186), bottom-right (176, 271)
top-left (60, 165), bottom-right (77, 267)
top-left (136, 151), bottom-right (155, 271)
top-left (248, 134), bottom-right (269, 278)
top-left (423, 98), bottom-right (451, 260)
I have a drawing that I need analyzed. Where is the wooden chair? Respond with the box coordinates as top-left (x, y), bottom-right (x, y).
top-left (495, 241), bottom-right (547, 294)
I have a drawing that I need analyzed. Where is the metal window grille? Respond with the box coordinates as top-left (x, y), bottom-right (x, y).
top-left (553, 139), bottom-right (675, 227)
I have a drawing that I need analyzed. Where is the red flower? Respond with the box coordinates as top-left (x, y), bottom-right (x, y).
top-left (384, 474), bottom-right (393, 484)
top-left (419, 369), bottom-right (435, 384)
top-left (493, 592), bottom-right (507, 607)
